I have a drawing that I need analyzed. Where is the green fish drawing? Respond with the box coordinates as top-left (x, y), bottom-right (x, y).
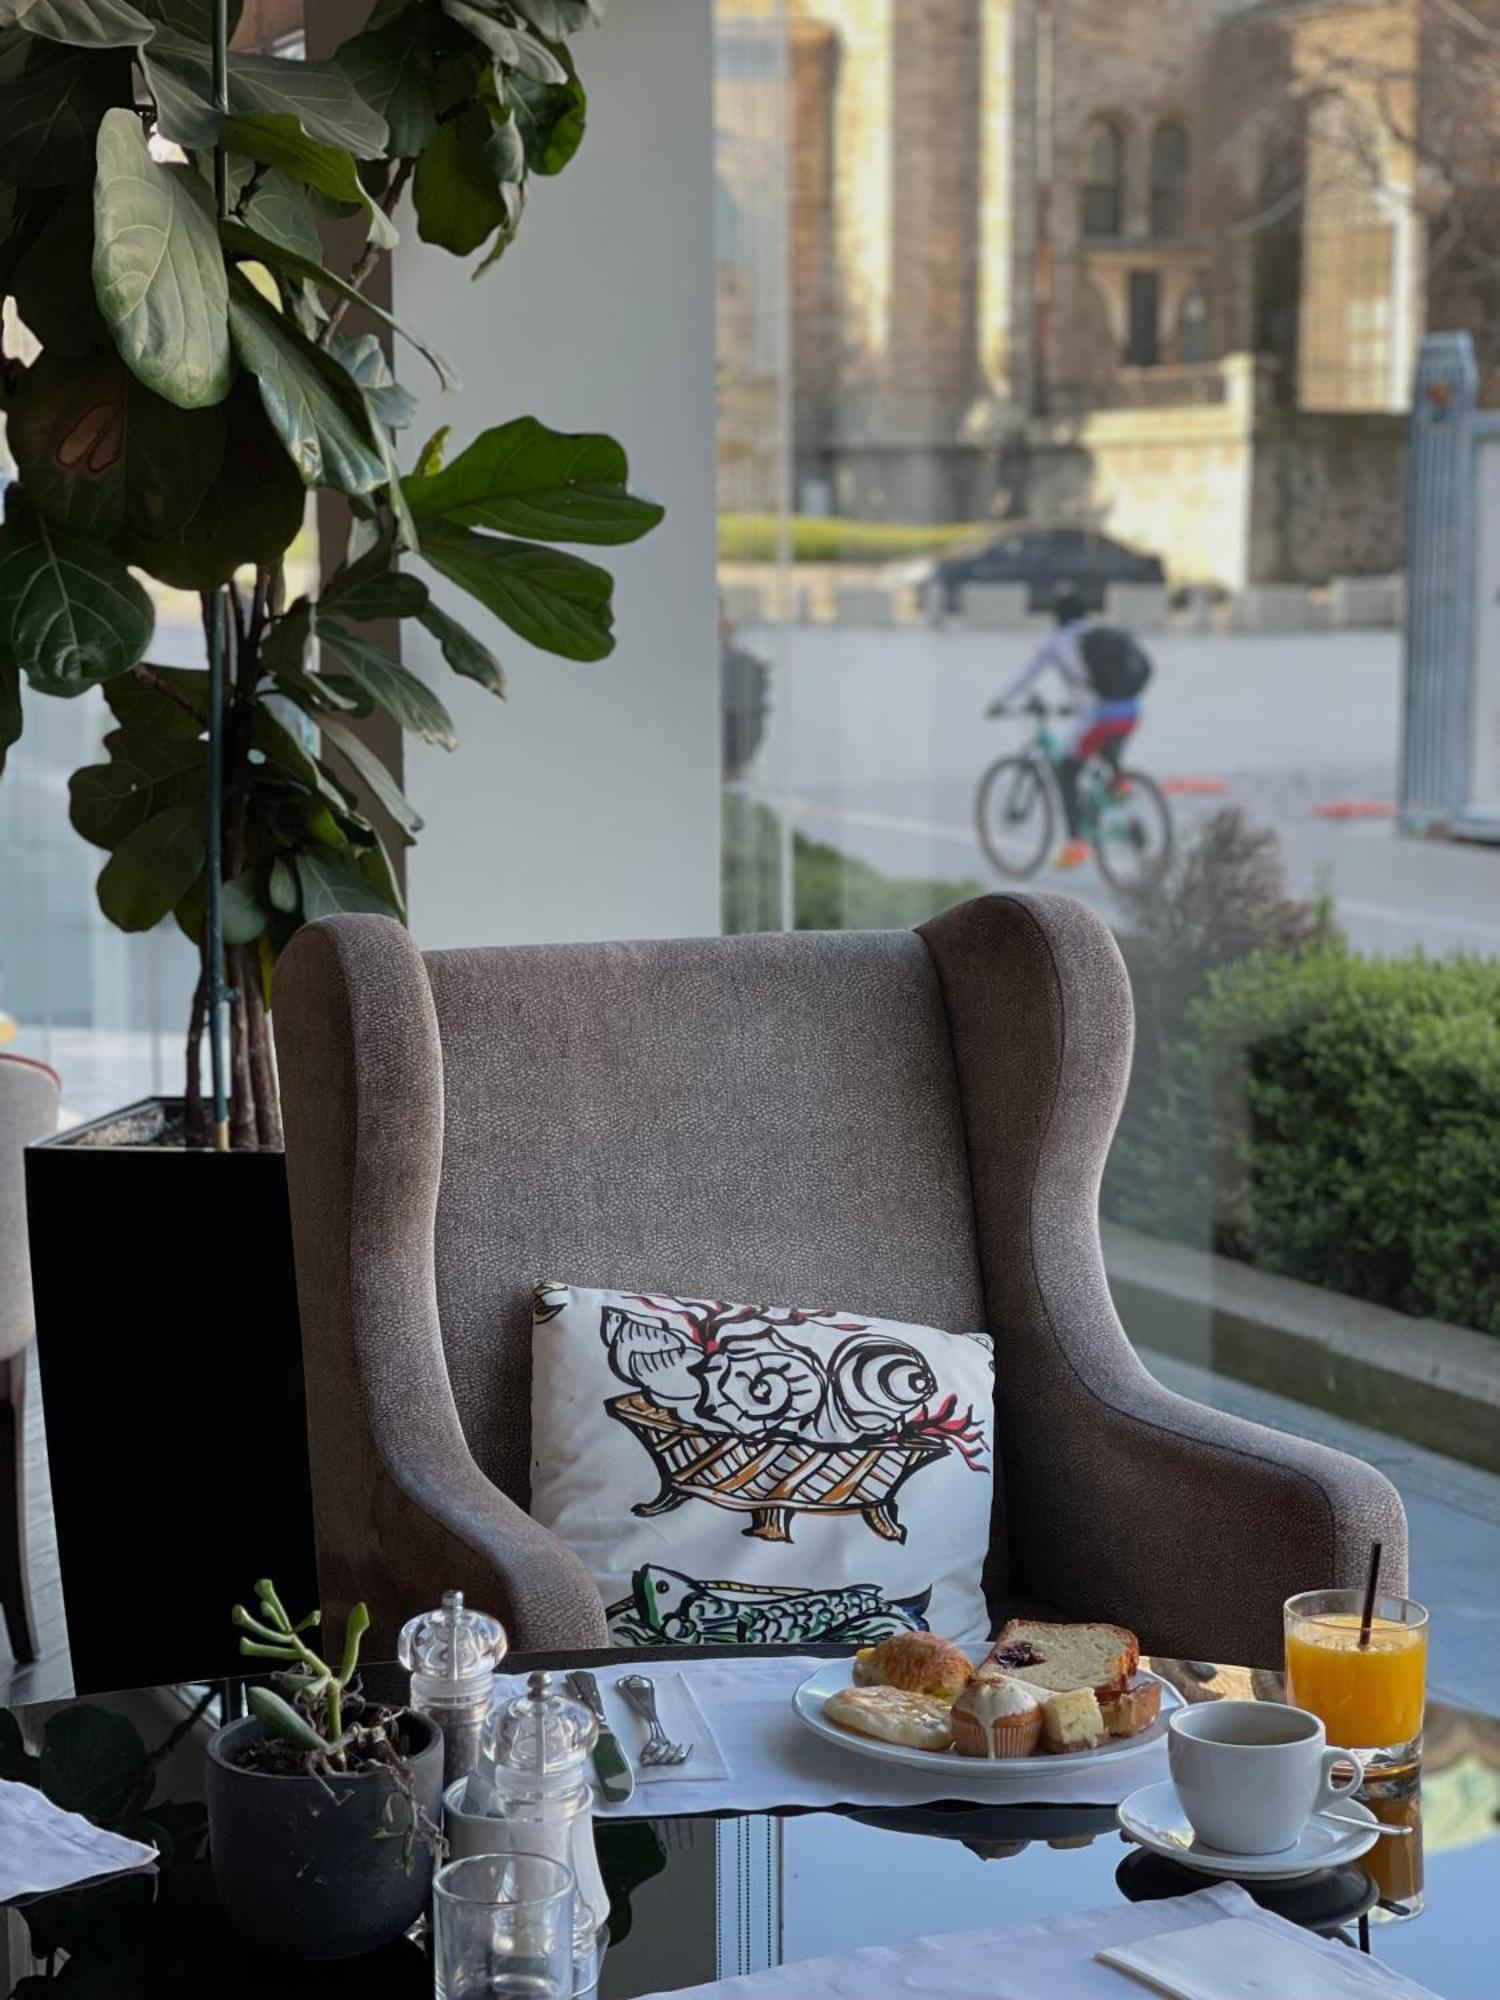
top-left (607, 1564), bottom-right (933, 1647)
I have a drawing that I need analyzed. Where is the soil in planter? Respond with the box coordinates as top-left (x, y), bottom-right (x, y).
top-left (230, 1693), bottom-right (420, 1778)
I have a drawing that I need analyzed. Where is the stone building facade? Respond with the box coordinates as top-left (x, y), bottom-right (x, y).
top-left (716, 0), bottom-right (1464, 584)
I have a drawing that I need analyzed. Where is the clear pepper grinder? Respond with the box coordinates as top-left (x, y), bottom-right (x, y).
top-left (397, 1589), bottom-right (507, 1787)
top-left (480, 1670), bottom-right (610, 1995)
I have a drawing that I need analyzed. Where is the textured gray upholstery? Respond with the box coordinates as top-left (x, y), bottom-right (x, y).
top-left (274, 895), bottom-right (1405, 1665)
top-left (0, 1057), bottom-right (60, 1363)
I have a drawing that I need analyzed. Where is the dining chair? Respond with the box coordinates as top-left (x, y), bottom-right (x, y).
top-left (273, 893), bottom-right (1406, 1667)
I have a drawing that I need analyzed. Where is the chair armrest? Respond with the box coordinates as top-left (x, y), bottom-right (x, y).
top-left (371, 1425), bottom-right (608, 1654)
top-left (920, 892), bottom-right (1406, 1668)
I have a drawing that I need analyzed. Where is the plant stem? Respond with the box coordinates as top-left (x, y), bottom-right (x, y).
top-left (184, 965), bottom-right (207, 1149)
top-left (243, 955), bottom-right (283, 1149)
top-left (318, 160), bottom-right (415, 347)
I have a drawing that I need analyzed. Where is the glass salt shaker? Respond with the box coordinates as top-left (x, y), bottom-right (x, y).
top-left (397, 1589), bottom-right (507, 1787)
top-left (481, 1670), bottom-right (610, 1995)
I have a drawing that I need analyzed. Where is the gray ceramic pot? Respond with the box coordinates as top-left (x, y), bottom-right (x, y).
top-left (205, 1711), bottom-right (443, 1960)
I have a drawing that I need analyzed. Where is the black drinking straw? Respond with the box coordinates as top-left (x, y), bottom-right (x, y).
top-left (1358, 1539), bottom-right (1382, 1649)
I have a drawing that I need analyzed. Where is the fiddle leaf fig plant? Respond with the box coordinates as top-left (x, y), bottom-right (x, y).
top-left (0, 0), bottom-right (660, 1148)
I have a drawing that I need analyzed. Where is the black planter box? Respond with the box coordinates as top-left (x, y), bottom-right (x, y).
top-left (26, 1100), bottom-right (316, 1693)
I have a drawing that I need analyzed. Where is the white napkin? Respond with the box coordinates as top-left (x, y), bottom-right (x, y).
top-left (506, 1656), bottom-right (1169, 1818)
top-left (1097, 1916), bottom-right (1441, 2000)
top-left (634, 1884), bottom-right (1440, 2000)
top-left (595, 1670), bottom-right (729, 1791)
top-left (0, 1778), bottom-right (158, 1900)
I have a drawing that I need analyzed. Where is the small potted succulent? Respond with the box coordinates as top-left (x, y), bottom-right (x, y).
top-left (205, 1579), bottom-right (444, 1961)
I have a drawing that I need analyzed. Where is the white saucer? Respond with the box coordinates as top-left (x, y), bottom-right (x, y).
top-left (1117, 1780), bottom-right (1379, 1881)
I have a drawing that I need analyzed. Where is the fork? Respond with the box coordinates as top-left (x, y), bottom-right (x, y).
top-left (618, 1673), bottom-right (693, 1766)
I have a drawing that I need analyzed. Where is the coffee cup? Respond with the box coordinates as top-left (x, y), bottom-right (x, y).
top-left (1167, 1701), bottom-right (1361, 1854)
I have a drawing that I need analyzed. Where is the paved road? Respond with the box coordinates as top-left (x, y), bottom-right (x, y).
top-left (744, 624), bottom-right (1500, 956)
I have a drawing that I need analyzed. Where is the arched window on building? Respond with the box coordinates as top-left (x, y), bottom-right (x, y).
top-left (1150, 121), bottom-right (1188, 237)
top-left (1081, 118), bottom-right (1125, 238)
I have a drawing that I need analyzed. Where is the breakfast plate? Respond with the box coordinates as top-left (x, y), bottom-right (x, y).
top-left (1116, 1780), bottom-right (1380, 1880)
top-left (791, 1656), bottom-right (1181, 1775)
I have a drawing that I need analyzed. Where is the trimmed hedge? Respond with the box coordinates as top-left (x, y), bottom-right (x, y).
top-left (1110, 949), bottom-right (1500, 1336)
top-left (718, 514), bottom-right (991, 566)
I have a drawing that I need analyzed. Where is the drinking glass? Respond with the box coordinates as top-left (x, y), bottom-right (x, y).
top-left (433, 1852), bottom-right (575, 2000)
top-left (1283, 1589), bottom-right (1428, 1780)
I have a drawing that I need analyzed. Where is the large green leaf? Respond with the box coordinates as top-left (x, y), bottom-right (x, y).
top-left (413, 103), bottom-right (513, 256)
top-left (134, 0), bottom-right (243, 32)
top-left (118, 380), bottom-right (304, 590)
top-left (93, 108), bottom-right (232, 410)
top-left (220, 219), bottom-right (456, 388)
top-left (8, 349), bottom-right (225, 538)
top-left (507, 62), bottom-right (586, 176)
top-left (38, 1708), bottom-right (151, 1825)
top-left (228, 276), bottom-right (385, 496)
top-left (317, 617), bottom-right (457, 746)
top-left (0, 497), bottom-right (154, 693)
top-left (8, 188), bottom-right (109, 357)
top-left (103, 661), bottom-right (205, 736)
top-left (417, 596), bottom-right (505, 696)
top-left (403, 416), bottom-right (663, 546)
top-left (510, 0), bottom-right (602, 34)
top-left (320, 566), bottom-right (429, 622)
top-left (142, 36), bottom-right (389, 157)
top-left (417, 521), bottom-right (615, 661)
top-left (332, 9), bottom-right (438, 160)
top-left (0, 46), bottom-right (131, 189)
top-left (295, 847), bottom-right (397, 919)
top-left (96, 798), bottom-right (205, 931)
top-left (317, 714), bottom-right (422, 838)
top-left (221, 113), bottom-right (396, 250)
top-left (332, 333), bottom-right (417, 430)
top-left (236, 165), bottom-right (325, 265)
top-left (69, 732), bottom-right (204, 850)
top-left (6, 0), bottom-right (155, 47)
top-left (440, 0), bottom-right (566, 82)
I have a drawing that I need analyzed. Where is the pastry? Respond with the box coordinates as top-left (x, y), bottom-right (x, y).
top-left (853, 1632), bottom-right (974, 1703)
top-left (951, 1674), bottom-right (1042, 1759)
top-left (824, 1686), bottom-right (954, 1753)
top-left (982, 1620), bottom-right (1139, 1699)
top-left (1099, 1676), bottom-right (1162, 1738)
top-left (1038, 1685), bottom-right (1106, 1753)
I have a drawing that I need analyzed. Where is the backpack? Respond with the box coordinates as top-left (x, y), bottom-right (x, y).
top-left (1080, 624), bottom-right (1153, 701)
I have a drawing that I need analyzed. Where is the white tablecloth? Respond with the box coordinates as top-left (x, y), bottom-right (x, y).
top-left (633, 1883), bottom-right (1440, 2000)
top-left (498, 1655), bottom-right (1172, 1817)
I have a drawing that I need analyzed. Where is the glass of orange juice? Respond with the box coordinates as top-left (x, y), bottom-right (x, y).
top-left (1284, 1589), bottom-right (1428, 1779)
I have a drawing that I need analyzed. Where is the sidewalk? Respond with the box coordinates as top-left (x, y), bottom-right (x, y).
top-left (1147, 1350), bottom-right (1500, 1717)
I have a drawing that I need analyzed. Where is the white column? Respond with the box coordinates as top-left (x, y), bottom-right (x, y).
top-left (395, 0), bottom-right (720, 947)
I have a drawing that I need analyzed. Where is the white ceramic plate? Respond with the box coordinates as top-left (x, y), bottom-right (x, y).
top-left (791, 1657), bottom-right (1180, 1776)
top-left (1116, 1779), bottom-right (1380, 1880)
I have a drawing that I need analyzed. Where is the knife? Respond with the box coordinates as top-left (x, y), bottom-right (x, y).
top-left (565, 1670), bottom-right (636, 1805)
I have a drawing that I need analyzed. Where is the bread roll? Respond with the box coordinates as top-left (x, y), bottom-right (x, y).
top-left (852, 1632), bottom-right (974, 1702)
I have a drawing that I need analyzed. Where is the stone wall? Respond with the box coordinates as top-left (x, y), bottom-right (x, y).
top-left (1018, 355), bottom-right (1404, 587)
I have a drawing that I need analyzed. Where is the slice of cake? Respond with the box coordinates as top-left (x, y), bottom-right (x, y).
top-left (1038, 1685), bottom-right (1105, 1753)
top-left (983, 1620), bottom-right (1139, 1700)
top-left (1098, 1677), bottom-right (1162, 1739)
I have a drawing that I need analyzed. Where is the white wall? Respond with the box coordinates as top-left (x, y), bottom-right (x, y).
top-left (394, 0), bottom-right (720, 947)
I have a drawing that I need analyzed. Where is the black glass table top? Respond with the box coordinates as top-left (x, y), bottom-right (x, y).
top-left (2, 1651), bottom-right (1495, 1998)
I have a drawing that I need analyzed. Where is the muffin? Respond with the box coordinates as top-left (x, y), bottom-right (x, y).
top-left (852, 1632), bottom-right (974, 1703)
top-left (951, 1675), bottom-right (1042, 1759)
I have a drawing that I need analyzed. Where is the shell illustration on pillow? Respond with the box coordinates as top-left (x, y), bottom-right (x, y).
top-left (599, 1296), bottom-right (987, 1546)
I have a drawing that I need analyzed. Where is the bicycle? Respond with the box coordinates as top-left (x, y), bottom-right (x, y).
top-left (974, 698), bottom-right (1173, 894)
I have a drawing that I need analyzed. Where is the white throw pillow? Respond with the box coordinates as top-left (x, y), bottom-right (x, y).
top-left (528, 1284), bottom-right (995, 1649)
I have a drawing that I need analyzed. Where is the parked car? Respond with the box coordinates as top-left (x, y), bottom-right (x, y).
top-left (928, 525), bottom-right (1165, 615)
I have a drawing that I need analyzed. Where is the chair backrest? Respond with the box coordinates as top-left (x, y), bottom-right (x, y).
top-left (0, 1056), bottom-right (62, 1362)
top-left (421, 928), bottom-right (989, 1506)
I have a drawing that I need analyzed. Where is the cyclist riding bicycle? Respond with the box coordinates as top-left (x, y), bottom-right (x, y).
top-left (984, 585), bottom-right (1154, 870)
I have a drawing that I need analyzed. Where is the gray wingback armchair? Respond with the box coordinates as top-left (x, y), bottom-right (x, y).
top-left (273, 893), bottom-right (1404, 1669)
